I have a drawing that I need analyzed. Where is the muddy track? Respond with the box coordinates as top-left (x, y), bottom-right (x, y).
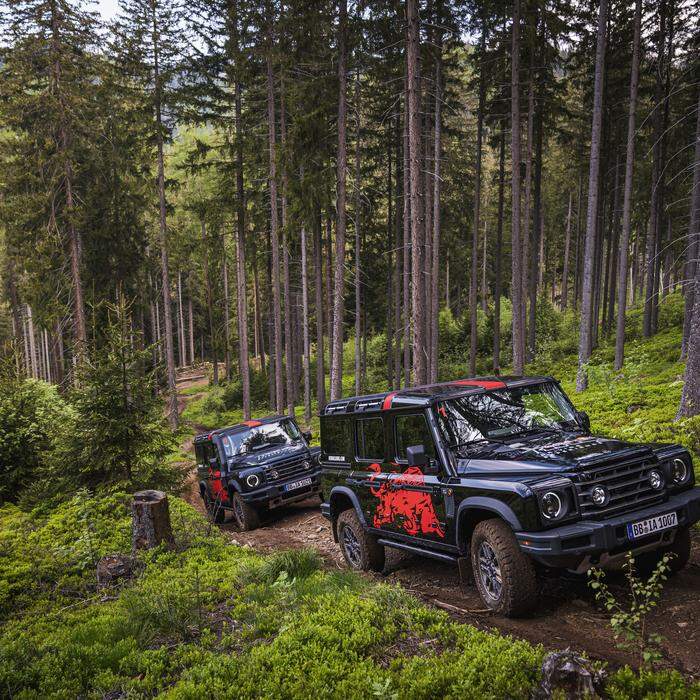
top-left (176, 376), bottom-right (700, 678)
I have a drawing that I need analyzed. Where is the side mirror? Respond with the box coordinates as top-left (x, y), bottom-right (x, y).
top-left (577, 411), bottom-right (591, 432)
top-left (302, 430), bottom-right (312, 442)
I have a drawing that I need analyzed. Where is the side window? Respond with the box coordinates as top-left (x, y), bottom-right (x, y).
top-left (321, 416), bottom-right (353, 464)
top-left (395, 413), bottom-right (436, 461)
top-left (356, 417), bottom-right (385, 461)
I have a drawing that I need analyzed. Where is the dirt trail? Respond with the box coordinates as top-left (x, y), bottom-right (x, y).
top-left (176, 374), bottom-right (700, 678)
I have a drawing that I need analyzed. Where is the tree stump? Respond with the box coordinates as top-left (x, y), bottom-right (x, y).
top-left (131, 490), bottom-right (175, 553)
top-left (96, 553), bottom-right (135, 587)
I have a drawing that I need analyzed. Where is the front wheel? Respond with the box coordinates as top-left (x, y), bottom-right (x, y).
top-left (337, 509), bottom-right (385, 572)
top-left (471, 519), bottom-right (538, 617)
top-left (231, 492), bottom-right (261, 531)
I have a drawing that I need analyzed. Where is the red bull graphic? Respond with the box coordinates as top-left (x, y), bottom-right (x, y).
top-left (367, 463), bottom-right (445, 538)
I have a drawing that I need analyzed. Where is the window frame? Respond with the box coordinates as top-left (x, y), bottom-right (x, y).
top-left (354, 416), bottom-right (386, 463)
top-left (393, 411), bottom-right (437, 464)
top-left (320, 415), bottom-right (354, 467)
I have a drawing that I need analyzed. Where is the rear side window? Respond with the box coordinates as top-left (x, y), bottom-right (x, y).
top-left (321, 416), bottom-right (353, 464)
top-left (356, 417), bottom-right (384, 461)
top-left (395, 413), bottom-right (436, 460)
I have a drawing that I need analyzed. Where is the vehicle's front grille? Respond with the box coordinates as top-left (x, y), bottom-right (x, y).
top-left (263, 454), bottom-right (311, 483)
top-left (573, 456), bottom-right (665, 520)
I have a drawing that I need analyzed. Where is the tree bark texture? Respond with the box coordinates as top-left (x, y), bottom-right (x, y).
top-left (131, 490), bottom-right (174, 553)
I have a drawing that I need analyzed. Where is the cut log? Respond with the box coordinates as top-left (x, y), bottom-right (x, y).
top-left (131, 490), bottom-right (174, 553)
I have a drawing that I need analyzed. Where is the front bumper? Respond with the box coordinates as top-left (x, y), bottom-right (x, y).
top-left (238, 471), bottom-right (321, 510)
top-left (516, 487), bottom-right (700, 566)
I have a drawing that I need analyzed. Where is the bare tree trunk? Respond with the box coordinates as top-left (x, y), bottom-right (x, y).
top-left (528, 102), bottom-right (543, 358)
top-left (266, 41), bottom-right (284, 412)
top-left (201, 220), bottom-right (219, 386)
top-left (300, 224), bottom-right (311, 424)
top-left (223, 255), bottom-right (231, 381)
top-left (188, 295), bottom-right (195, 367)
top-left (330, 0), bottom-right (348, 401)
top-left (402, 90), bottom-right (411, 387)
top-left (522, 73), bottom-right (534, 342)
top-left (354, 67), bottom-right (362, 395)
top-left (681, 87), bottom-right (700, 357)
top-left (407, 0), bottom-right (426, 384)
top-left (177, 270), bottom-right (186, 367)
top-left (150, 5), bottom-right (178, 427)
top-left (470, 26), bottom-right (486, 376)
top-left (394, 113), bottom-right (403, 387)
top-left (313, 208), bottom-right (326, 409)
top-left (429, 25), bottom-right (443, 384)
top-left (510, 0), bottom-right (525, 375)
top-left (561, 191), bottom-right (573, 310)
top-left (325, 214), bottom-right (334, 381)
top-left (494, 127), bottom-right (505, 374)
top-left (481, 191), bottom-right (489, 314)
top-left (577, 0), bottom-right (607, 392)
top-left (678, 252), bottom-right (700, 417)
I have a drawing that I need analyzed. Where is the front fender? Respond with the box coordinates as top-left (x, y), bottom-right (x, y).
top-left (455, 496), bottom-right (525, 554)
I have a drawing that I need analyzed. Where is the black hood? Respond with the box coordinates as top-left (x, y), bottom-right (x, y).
top-left (231, 442), bottom-right (308, 467)
top-left (455, 432), bottom-right (655, 477)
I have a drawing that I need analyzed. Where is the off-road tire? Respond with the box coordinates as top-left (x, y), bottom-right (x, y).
top-left (636, 526), bottom-right (692, 576)
top-left (471, 518), bottom-right (538, 617)
top-left (337, 509), bottom-right (385, 572)
top-left (203, 491), bottom-right (226, 524)
top-left (231, 492), bottom-right (261, 532)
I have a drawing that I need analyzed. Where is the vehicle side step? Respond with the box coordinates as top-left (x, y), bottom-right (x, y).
top-left (377, 538), bottom-right (458, 564)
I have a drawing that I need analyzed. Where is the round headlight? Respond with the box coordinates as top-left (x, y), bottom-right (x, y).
top-left (648, 470), bottom-right (664, 491)
top-left (671, 458), bottom-right (688, 484)
top-left (591, 485), bottom-right (608, 507)
top-left (246, 473), bottom-right (261, 488)
top-left (541, 491), bottom-right (563, 520)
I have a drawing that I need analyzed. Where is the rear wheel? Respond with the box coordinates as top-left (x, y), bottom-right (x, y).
top-left (471, 519), bottom-right (538, 617)
top-left (337, 509), bottom-right (385, 572)
top-left (203, 490), bottom-right (226, 524)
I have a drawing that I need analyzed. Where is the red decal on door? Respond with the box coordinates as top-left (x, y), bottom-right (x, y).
top-left (367, 463), bottom-right (445, 538)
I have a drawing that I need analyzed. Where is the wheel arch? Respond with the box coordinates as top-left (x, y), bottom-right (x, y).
top-left (456, 497), bottom-right (523, 555)
top-left (329, 486), bottom-right (366, 542)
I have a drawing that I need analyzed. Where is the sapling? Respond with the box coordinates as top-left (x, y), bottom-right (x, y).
top-left (588, 552), bottom-right (673, 668)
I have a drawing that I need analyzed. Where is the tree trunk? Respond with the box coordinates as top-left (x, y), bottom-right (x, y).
top-left (330, 0), bottom-right (348, 400)
top-left (406, 0), bottom-right (425, 384)
top-left (223, 254), bottom-right (231, 381)
top-left (131, 490), bottom-right (174, 553)
top-left (177, 270), bottom-right (186, 367)
top-left (402, 89), bottom-right (411, 387)
top-left (151, 5), bottom-right (177, 427)
top-left (528, 101), bottom-right (543, 358)
top-left (494, 126), bottom-right (505, 374)
top-left (561, 191), bottom-right (573, 310)
top-left (429, 24), bottom-right (443, 384)
top-left (470, 25), bottom-right (485, 377)
top-left (188, 294), bottom-right (195, 368)
top-left (266, 43), bottom-right (284, 412)
top-left (510, 0), bottom-right (525, 375)
top-left (576, 0), bottom-right (607, 392)
top-left (354, 67), bottom-right (362, 395)
top-left (681, 87), bottom-right (700, 357)
top-left (201, 220), bottom-right (219, 385)
top-left (313, 207), bottom-right (326, 409)
top-left (300, 224), bottom-right (312, 425)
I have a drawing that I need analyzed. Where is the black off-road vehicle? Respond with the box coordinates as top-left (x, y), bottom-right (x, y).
top-left (195, 415), bottom-right (321, 530)
top-left (319, 377), bottom-right (700, 616)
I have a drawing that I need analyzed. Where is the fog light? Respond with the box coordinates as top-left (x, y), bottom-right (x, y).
top-left (591, 485), bottom-right (608, 507)
top-left (671, 458), bottom-right (688, 484)
top-left (246, 473), bottom-right (260, 488)
top-left (649, 470), bottom-right (664, 490)
top-left (541, 492), bottom-right (563, 520)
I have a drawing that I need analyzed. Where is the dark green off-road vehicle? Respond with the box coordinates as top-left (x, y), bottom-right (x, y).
top-left (319, 377), bottom-right (700, 616)
top-left (195, 415), bottom-right (321, 530)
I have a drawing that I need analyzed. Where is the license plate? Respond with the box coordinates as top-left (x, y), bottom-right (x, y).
top-left (284, 477), bottom-right (313, 492)
top-left (626, 512), bottom-right (677, 540)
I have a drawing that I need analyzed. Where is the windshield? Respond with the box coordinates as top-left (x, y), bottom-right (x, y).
top-left (435, 382), bottom-right (579, 446)
top-left (221, 419), bottom-right (303, 457)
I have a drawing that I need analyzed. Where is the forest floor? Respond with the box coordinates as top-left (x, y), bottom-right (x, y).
top-left (175, 370), bottom-right (700, 679)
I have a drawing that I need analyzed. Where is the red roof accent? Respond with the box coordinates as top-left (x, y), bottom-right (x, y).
top-left (382, 392), bottom-right (397, 410)
top-left (242, 420), bottom-right (262, 427)
top-left (452, 379), bottom-right (506, 389)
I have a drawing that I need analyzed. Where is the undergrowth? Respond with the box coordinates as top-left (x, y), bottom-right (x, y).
top-left (1, 494), bottom-right (698, 698)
